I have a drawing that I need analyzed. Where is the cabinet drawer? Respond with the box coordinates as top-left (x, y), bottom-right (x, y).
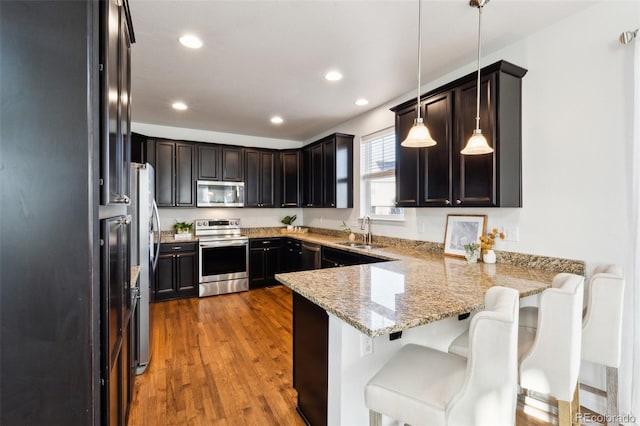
top-left (250, 238), bottom-right (283, 249)
top-left (159, 242), bottom-right (197, 253)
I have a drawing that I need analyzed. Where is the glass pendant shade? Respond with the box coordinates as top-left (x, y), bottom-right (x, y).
top-left (461, 129), bottom-right (493, 155)
top-left (401, 118), bottom-right (436, 148)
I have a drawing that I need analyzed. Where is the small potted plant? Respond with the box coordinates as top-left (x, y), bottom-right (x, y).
top-left (463, 242), bottom-right (480, 264)
top-left (173, 221), bottom-right (193, 240)
top-left (281, 215), bottom-right (297, 231)
top-left (341, 221), bottom-right (356, 242)
top-left (479, 228), bottom-right (504, 264)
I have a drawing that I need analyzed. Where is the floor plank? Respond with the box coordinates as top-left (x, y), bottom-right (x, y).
top-left (129, 285), bottom-right (568, 426)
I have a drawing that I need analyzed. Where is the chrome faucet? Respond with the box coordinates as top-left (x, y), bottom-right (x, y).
top-left (360, 216), bottom-right (372, 246)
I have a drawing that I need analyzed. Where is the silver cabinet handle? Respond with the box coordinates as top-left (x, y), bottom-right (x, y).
top-left (115, 195), bottom-right (130, 204)
top-left (119, 216), bottom-right (131, 225)
top-left (445, 199), bottom-right (451, 205)
top-left (172, 246), bottom-right (181, 250)
top-left (456, 199), bottom-right (462, 205)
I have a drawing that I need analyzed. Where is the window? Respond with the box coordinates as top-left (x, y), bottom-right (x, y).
top-left (361, 127), bottom-right (404, 220)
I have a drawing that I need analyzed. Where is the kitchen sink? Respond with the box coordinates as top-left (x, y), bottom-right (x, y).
top-left (336, 242), bottom-right (384, 250)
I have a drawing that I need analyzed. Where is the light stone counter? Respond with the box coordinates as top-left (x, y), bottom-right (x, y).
top-left (274, 233), bottom-right (560, 337)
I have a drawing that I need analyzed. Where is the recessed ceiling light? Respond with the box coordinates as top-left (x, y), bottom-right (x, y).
top-left (325, 70), bottom-right (343, 82)
top-left (271, 116), bottom-right (283, 125)
top-left (172, 101), bottom-right (188, 111)
top-left (355, 98), bottom-right (369, 106)
top-left (178, 34), bottom-right (203, 49)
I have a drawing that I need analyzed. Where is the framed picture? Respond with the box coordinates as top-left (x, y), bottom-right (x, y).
top-left (443, 214), bottom-right (487, 258)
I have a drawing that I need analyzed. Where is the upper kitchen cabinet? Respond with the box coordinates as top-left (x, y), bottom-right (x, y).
top-left (100, 0), bottom-right (135, 205)
top-left (151, 139), bottom-right (196, 207)
top-left (197, 144), bottom-right (244, 182)
top-left (280, 150), bottom-right (301, 207)
top-left (303, 133), bottom-right (354, 208)
top-left (245, 149), bottom-right (277, 208)
top-left (392, 60), bottom-right (527, 208)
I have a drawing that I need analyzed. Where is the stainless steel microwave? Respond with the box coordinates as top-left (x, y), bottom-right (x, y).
top-left (196, 181), bottom-right (244, 207)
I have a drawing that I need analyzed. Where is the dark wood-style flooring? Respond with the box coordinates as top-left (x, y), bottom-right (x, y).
top-left (128, 285), bottom-right (570, 425)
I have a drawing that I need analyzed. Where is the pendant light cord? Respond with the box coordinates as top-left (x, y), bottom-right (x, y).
top-left (474, 4), bottom-right (483, 131)
top-left (416, 0), bottom-right (422, 120)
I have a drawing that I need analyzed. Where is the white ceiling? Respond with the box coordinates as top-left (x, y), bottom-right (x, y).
top-left (129, 0), bottom-right (595, 142)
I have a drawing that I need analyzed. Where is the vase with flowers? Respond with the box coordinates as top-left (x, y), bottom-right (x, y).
top-left (479, 228), bottom-right (505, 264)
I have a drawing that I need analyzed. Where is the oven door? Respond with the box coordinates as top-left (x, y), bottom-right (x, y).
top-left (199, 239), bottom-right (249, 284)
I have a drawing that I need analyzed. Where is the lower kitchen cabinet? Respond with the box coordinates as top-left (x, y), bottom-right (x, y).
top-left (249, 238), bottom-right (282, 289)
top-left (321, 246), bottom-right (384, 268)
top-left (154, 242), bottom-right (198, 301)
top-left (282, 238), bottom-right (302, 272)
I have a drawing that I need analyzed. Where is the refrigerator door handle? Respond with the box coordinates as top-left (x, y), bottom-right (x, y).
top-left (152, 199), bottom-right (161, 271)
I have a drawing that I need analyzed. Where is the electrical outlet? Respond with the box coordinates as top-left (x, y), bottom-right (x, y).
top-left (503, 226), bottom-right (520, 242)
top-left (360, 334), bottom-right (373, 356)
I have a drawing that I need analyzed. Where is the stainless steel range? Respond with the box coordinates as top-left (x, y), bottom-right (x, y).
top-left (195, 219), bottom-right (249, 297)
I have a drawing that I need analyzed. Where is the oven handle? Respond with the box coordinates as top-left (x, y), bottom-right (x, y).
top-left (200, 240), bottom-right (249, 248)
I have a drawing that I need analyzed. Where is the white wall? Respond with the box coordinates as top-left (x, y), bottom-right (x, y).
top-left (303, 2), bottom-right (640, 418)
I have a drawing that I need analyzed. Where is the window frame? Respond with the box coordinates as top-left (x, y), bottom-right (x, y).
top-left (360, 127), bottom-right (404, 222)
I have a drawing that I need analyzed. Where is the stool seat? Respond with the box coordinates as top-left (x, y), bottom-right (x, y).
top-left (366, 344), bottom-right (466, 426)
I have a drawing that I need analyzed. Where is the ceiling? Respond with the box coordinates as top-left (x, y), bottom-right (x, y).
top-left (129, 0), bottom-right (595, 142)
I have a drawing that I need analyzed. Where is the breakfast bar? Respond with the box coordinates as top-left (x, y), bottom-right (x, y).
top-left (276, 247), bottom-right (561, 425)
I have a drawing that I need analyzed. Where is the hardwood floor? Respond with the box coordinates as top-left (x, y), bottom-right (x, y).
top-left (128, 285), bottom-right (569, 426)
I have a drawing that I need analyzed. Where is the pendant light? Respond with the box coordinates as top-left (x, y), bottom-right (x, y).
top-left (401, 0), bottom-right (436, 148)
top-left (461, 0), bottom-right (493, 155)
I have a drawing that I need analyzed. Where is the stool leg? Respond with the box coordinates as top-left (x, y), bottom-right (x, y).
top-left (369, 410), bottom-right (382, 426)
top-left (558, 400), bottom-right (572, 426)
top-left (572, 384), bottom-right (580, 426)
top-left (606, 367), bottom-right (619, 426)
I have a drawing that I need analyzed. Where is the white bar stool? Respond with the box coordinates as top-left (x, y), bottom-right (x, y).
top-left (450, 273), bottom-right (585, 426)
top-left (365, 286), bottom-right (520, 426)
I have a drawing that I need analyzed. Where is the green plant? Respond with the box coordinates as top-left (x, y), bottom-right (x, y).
top-left (281, 215), bottom-right (297, 226)
top-left (340, 221), bottom-right (352, 233)
top-left (174, 221), bottom-right (193, 234)
top-left (463, 242), bottom-right (479, 253)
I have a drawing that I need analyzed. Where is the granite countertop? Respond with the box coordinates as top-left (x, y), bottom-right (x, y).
top-left (158, 233), bottom-right (199, 243)
top-left (273, 232), bottom-right (559, 338)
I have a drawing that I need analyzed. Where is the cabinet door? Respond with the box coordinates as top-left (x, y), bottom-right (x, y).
top-left (101, 0), bottom-right (125, 206)
top-left (453, 74), bottom-right (497, 206)
top-left (155, 141), bottom-right (175, 207)
top-left (322, 139), bottom-right (336, 207)
top-left (259, 151), bottom-right (276, 208)
top-left (265, 246), bottom-right (282, 281)
top-left (421, 92), bottom-right (453, 206)
top-left (222, 147), bottom-right (243, 182)
top-left (198, 144), bottom-right (220, 180)
top-left (302, 148), bottom-right (312, 207)
top-left (119, 9), bottom-right (131, 208)
top-left (310, 144), bottom-right (323, 207)
top-left (281, 151), bottom-right (301, 207)
top-left (244, 149), bottom-right (261, 207)
top-left (176, 251), bottom-right (197, 294)
top-left (395, 105), bottom-right (420, 207)
top-left (249, 248), bottom-right (267, 289)
top-left (154, 254), bottom-right (175, 299)
top-left (175, 142), bottom-right (195, 206)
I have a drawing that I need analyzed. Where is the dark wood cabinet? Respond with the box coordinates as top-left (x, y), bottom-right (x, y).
top-left (321, 246), bottom-right (384, 268)
top-left (293, 292), bottom-right (329, 426)
top-left (280, 150), bottom-right (301, 207)
top-left (198, 144), bottom-right (220, 180)
top-left (303, 133), bottom-right (354, 208)
top-left (154, 242), bottom-right (198, 301)
top-left (100, 215), bottom-right (132, 426)
top-left (392, 60), bottom-right (526, 208)
top-left (282, 239), bottom-right (303, 272)
top-left (100, 0), bottom-right (132, 206)
top-left (249, 238), bottom-right (282, 288)
top-left (197, 144), bottom-right (243, 182)
top-left (245, 149), bottom-right (277, 208)
top-left (152, 140), bottom-right (195, 207)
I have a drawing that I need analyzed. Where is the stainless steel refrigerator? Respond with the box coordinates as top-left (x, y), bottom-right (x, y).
top-left (129, 163), bottom-right (160, 374)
